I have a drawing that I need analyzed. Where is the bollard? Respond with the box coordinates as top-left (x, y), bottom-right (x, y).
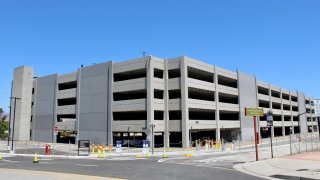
top-left (45, 144), bottom-right (51, 155)
top-left (102, 145), bottom-right (106, 158)
top-left (205, 140), bottom-right (209, 150)
top-left (97, 145), bottom-right (102, 158)
top-left (222, 139), bottom-right (225, 152)
top-left (109, 144), bottom-right (112, 154)
top-left (185, 153), bottom-right (193, 157)
top-left (92, 144), bottom-right (95, 155)
top-left (210, 139), bottom-right (214, 150)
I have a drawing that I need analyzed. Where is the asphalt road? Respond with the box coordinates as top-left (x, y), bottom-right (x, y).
top-left (0, 154), bottom-right (264, 180)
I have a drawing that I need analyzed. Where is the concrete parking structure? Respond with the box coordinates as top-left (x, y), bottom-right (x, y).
top-left (10, 55), bottom-right (318, 148)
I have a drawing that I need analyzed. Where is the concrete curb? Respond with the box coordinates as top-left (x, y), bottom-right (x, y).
top-left (233, 163), bottom-right (277, 180)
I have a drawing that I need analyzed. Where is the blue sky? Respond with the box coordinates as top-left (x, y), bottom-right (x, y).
top-left (1, 0), bottom-right (320, 111)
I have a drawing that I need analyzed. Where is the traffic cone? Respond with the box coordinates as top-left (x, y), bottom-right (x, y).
top-left (162, 150), bottom-right (167, 158)
top-left (33, 153), bottom-right (39, 163)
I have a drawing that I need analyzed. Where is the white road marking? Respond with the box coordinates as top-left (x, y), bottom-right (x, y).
top-left (158, 159), bottom-right (167, 163)
top-left (110, 156), bottom-right (136, 160)
top-left (75, 164), bottom-right (99, 167)
top-left (1, 159), bottom-right (19, 163)
top-left (40, 162), bottom-right (52, 164)
top-left (195, 165), bottom-right (237, 171)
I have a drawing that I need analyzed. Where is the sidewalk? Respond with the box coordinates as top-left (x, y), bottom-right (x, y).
top-left (234, 151), bottom-right (320, 180)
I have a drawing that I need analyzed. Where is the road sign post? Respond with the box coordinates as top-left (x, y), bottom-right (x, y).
top-left (266, 110), bottom-right (274, 158)
top-left (245, 108), bottom-right (264, 161)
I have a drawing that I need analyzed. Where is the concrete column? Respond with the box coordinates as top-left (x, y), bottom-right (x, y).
top-left (298, 92), bottom-right (307, 133)
top-left (147, 56), bottom-right (155, 147)
top-left (180, 57), bottom-right (189, 148)
top-left (269, 84), bottom-right (274, 138)
top-left (11, 67), bottom-right (34, 141)
top-left (164, 60), bottom-right (170, 148)
top-left (289, 91), bottom-right (294, 135)
top-left (280, 88), bottom-right (285, 136)
top-left (107, 62), bottom-right (113, 145)
top-left (52, 74), bottom-right (58, 143)
top-left (317, 117), bottom-right (319, 133)
top-left (75, 67), bottom-right (82, 143)
top-left (31, 79), bottom-right (37, 141)
top-left (214, 66), bottom-right (220, 141)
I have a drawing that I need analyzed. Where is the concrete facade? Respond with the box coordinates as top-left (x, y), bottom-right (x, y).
top-left (11, 56), bottom-right (319, 147)
top-left (11, 66), bottom-right (34, 141)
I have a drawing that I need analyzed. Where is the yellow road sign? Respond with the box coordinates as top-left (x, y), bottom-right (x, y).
top-left (245, 108), bottom-right (264, 117)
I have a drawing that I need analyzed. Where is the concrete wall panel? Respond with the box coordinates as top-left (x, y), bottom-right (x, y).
top-left (33, 74), bottom-right (57, 142)
top-left (78, 62), bottom-right (111, 144)
top-left (238, 71), bottom-right (258, 141)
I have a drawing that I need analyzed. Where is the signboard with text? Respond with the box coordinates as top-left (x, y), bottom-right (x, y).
top-left (245, 108), bottom-right (264, 117)
top-left (116, 141), bottom-right (122, 153)
top-left (78, 140), bottom-right (90, 156)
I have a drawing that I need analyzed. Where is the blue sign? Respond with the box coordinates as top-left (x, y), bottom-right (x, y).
top-left (142, 140), bottom-right (150, 154)
top-left (116, 141), bottom-right (122, 153)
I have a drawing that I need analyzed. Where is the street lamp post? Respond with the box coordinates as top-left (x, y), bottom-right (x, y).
top-left (7, 105), bottom-right (12, 150)
top-left (149, 123), bottom-right (155, 155)
top-left (11, 97), bottom-right (21, 152)
top-left (127, 127), bottom-right (130, 150)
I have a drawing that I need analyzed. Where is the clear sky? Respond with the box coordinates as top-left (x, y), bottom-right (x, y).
top-left (1, 0), bottom-right (320, 112)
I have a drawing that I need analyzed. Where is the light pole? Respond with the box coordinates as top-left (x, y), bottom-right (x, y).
top-left (266, 110), bottom-right (273, 159)
top-left (149, 123), bottom-right (155, 154)
top-left (7, 105), bottom-right (12, 150)
top-left (11, 97), bottom-right (21, 152)
top-left (127, 127), bottom-right (130, 149)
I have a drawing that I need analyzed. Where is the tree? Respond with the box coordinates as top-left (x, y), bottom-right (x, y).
top-left (0, 108), bottom-right (8, 122)
top-left (0, 121), bottom-right (8, 140)
top-left (0, 108), bottom-right (8, 139)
